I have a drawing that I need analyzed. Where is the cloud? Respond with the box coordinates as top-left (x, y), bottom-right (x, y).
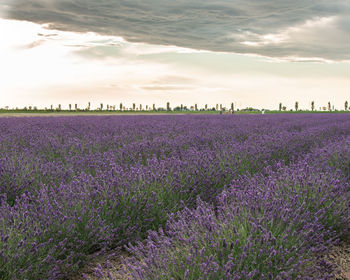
top-left (37, 32), bottom-right (58, 37)
top-left (2, 0), bottom-right (350, 60)
top-left (22, 39), bottom-right (45, 49)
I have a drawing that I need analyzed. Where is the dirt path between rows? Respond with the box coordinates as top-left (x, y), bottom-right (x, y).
top-left (69, 250), bottom-right (130, 280)
top-left (69, 243), bottom-right (350, 280)
top-left (327, 242), bottom-right (350, 280)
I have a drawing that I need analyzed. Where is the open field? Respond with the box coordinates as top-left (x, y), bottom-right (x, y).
top-left (0, 110), bottom-right (221, 117)
top-left (0, 110), bottom-right (349, 118)
top-left (0, 114), bottom-right (350, 279)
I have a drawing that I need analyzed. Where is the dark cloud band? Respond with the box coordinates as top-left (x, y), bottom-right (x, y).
top-left (2, 0), bottom-right (350, 60)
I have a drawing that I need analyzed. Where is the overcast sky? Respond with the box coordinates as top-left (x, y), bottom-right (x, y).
top-left (1, 0), bottom-right (350, 110)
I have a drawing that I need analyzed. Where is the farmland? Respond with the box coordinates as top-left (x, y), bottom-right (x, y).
top-left (0, 114), bottom-right (349, 279)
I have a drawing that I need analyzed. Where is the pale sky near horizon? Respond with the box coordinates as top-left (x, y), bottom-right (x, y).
top-left (1, 1), bottom-right (350, 110)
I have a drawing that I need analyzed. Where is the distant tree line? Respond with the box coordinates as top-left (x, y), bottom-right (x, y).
top-left (278, 101), bottom-right (349, 112)
top-left (1, 101), bottom-right (349, 112)
top-left (1, 102), bottom-right (238, 113)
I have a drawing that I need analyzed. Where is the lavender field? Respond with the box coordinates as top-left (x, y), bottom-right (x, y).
top-left (0, 114), bottom-right (350, 280)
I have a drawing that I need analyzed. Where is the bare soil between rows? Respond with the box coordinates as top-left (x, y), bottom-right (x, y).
top-left (69, 242), bottom-right (350, 280)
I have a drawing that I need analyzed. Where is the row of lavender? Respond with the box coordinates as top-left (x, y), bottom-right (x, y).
top-left (126, 137), bottom-right (350, 279)
top-left (0, 115), bottom-right (349, 279)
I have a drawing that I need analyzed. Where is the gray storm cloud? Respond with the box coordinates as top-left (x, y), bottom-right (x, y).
top-left (2, 0), bottom-right (350, 60)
